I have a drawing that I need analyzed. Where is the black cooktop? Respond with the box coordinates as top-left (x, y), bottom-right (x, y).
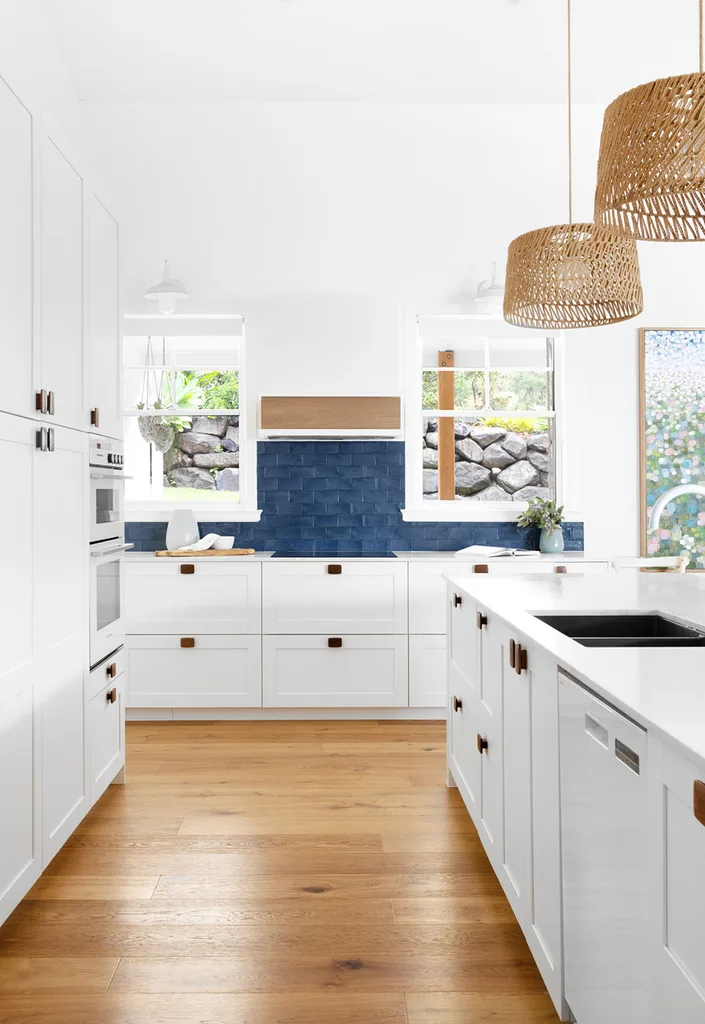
top-left (272, 550), bottom-right (397, 558)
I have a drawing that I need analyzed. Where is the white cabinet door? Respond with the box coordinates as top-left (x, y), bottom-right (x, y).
top-left (40, 135), bottom-right (84, 431)
top-left (127, 635), bottom-right (262, 708)
top-left (409, 634), bottom-right (446, 707)
top-left (409, 561), bottom-right (454, 633)
top-left (263, 635), bottom-right (408, 707)
top-left (86, 193), bottom-right (120, 438)
top-left (262, 561), bottom-right (408, 634)
top-left (649, 740), bottom-right (705, 1022)
top-left (476, 612), bottom-right (505, 868)
top-left (34, 426), bottom-right (88, 864)
top-left (0, 76), bottom-right (33, 419)
top-left (88, 667), bottom-right (124, 805)
top-left (126, 561), bottom-right (261, 634)
top-left (0, 415), bottom-right (40, 925)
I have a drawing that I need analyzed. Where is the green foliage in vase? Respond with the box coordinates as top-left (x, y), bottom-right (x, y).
top-left (517, 497), bottom-right (565, 532)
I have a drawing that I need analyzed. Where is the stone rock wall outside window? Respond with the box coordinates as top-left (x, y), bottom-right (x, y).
top-left (163, 414), bottom-right (240, 495)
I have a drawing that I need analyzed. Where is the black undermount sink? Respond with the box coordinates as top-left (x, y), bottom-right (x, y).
top-left (534, 613), bottom-right (705, 648)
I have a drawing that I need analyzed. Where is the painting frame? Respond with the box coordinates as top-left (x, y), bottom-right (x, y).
top-left (639, 327), bottom-right (705, 568)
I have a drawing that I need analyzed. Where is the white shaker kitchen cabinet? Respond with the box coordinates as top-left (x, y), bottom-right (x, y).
top-left (409, 561), bottom-right (456, 634)
top-left (649, 740), bottom-right (705, 1022)
top-left (0, 76), bottom-right (33, 419)
top-left (88, 653), bottom-right (125, 805)
top-left (127, 635), bottom-right (262, 708)
top-left (126, 560), bottom-right (262, 635)
top-left (474, 610), bottom-right (505, 870)
top-left (263, 635), bottom-right (408, 707)
top-left (86, 193), bottom-right (120, 439)
top-left (409, 634), bottom-right (446, 707)
top-left (39, 134), bottom-right (84, 431)
top-left (0, 415), bottom-right (40, 923)
top-left (34, 425), bottom-right (89, 865)
top-left (447, 589), bottom-right (482, 815)
top-left (262, 561), bottom-right (408, 634)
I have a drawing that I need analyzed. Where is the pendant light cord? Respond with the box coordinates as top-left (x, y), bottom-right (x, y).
top-left (567, 0), bottom-right (573, 224)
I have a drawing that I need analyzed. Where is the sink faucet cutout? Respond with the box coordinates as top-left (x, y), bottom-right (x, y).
top-left (648, 484), bottom-right (705, 531)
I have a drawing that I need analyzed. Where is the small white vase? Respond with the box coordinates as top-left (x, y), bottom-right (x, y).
top-left (166, 509), bottom-right (199, 551)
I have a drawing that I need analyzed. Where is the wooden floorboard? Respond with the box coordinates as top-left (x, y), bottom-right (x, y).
top-left (0, 720), bottom-right (558, 1022)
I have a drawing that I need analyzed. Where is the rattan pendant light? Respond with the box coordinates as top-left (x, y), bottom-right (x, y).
top-left (595, 0), bottom-right (705, 240)
top-left (504, 0), bottom-right (643, 329)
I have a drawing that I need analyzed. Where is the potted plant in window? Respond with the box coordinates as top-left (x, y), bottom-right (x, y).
top-left (517, 497), bottom-right (565, 553)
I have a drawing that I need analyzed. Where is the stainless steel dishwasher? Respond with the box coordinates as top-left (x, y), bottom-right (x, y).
top-left (558, 669), bottom-right (649, 1024)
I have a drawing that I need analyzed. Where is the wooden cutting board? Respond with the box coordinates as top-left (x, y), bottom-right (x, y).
top-left (155, 548), bottom-right (256, 557)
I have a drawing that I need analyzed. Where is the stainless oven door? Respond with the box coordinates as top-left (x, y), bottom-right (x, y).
top-left (90, 541), bottom-right (132, 668)
top-left (90, 469), bottom-right (124, 543)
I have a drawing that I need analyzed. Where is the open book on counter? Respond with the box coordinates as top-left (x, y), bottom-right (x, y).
top-left (454, 545), bottom-right (542, 559)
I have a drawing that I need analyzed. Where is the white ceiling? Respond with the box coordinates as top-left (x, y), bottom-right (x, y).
top-left (41, 0), bottom-right (701, 105)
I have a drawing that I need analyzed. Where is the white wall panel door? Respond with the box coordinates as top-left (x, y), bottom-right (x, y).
top-left (0, 415), bottom-right (39, 925)
top-left (263, 634), bottom-right (408, 707)
top-left (408, 561), bottom-right (453, 634)
top-left (86, 193), bottom-right (120, 438)
top-left (34, 426), bottom-right (88, 864)
top-left (88, 671), bottom-right (124, 805)
top-left (409, 634), bottom-right (446, 707)
top-left (40, 135), bottom-right (84, 430)
top-left (126, 561), bottom-right (262, 634)
top-left (262, 561), bottom-right (408, 634)
top-left (0, 76), bottom-right (33, 419)
top-left (127, 635), bottom-right (262, 708)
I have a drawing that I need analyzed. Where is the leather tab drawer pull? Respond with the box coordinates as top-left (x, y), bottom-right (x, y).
top-left (695, 781), bottom-right (705, 827)
top-left (106, 687), bottom-right (117, 704)
top-left (473, 563), bottom-right (489, 574)
top-left (180, 564), bottom-right (195, 574)
top-left (509, 638), bottom-right (516, 668)
top-left (555, 565), bottom-right (568, 574)
top-left (180, 638), bottom-right (196, 648)
top-left (477, 611), bottom-right (487, 629)
top-left (516, 644), bottom-right (528, 674)
top-left (452, 695), bottom-right (462, 712)
top-left (106, 662), bottom-right (117, 679)
top-left (477, 734), bottom-right (488, 754)
top-left (328, 637), bottom-right (343, 648)
top-left (327, 564), bottom-right (342, 575)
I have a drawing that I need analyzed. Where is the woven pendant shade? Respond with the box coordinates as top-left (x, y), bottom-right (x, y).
top-left (595, 72), bottom-right (705, 241)
top-left (503, 222), bottom-right (643, 329)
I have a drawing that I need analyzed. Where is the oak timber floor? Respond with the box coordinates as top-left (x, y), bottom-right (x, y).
top-left (0, 721), bottom-right (558, 1023)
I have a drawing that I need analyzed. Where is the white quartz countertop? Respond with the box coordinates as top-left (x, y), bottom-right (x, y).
top-left (125, 550), bottom-right (604, 563)
top-left (443, 572), bottom-right (705, 770)
top-left (125, 551), bottom-right (276, 561)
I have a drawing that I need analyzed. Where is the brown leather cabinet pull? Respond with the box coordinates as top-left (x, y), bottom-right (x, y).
top-left (695, 781), bottom-right (705, 827)
top-left (473, 564), bottom-right (489, 574)
top-left (509, 638), bottom-right (516, 668)
top-left (180, 564), bottom-right (195, 575)
top-left (327, 564), bottom-right (342, 575)
top-left (555, 565), bottom-right (568, 575)
top-left (477, 611), bottom-right (487, 629)
top-left (90, 407), bottom-right (99, 427)
top-left (328, 637), bottom-right (343, 648)
top-left (477, 734), bottom-right (488, 754)
top-left (516, 645), bottom-right (528, 675)
top-left (106, 687), bottom-right (117, 704)
top-left (453, 593), bottom-right (462, 608)
top-left (180, 638), bottom-right (195, 648)
top-left (452, 695), bottom-right (462, 712)
top-left (106, 662), bottom-right (117, 679)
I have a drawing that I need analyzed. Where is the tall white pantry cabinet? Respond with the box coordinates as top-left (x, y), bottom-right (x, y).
top-left (0, 71), bottom-right (121, 926)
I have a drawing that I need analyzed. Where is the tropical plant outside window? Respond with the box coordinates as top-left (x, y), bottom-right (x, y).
top-left (124, 335), bottom-right (243, 506)
top-left (414, 323), bottom-right (556, 507)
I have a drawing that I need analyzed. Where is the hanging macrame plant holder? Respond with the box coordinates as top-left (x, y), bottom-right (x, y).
top-left (137, 338), bottom-right (175, 453)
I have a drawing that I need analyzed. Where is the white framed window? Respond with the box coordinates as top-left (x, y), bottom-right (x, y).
top-left (123, 315), bottom-right (260, 522)
top-left (403, 313), bottom-right (566, 522)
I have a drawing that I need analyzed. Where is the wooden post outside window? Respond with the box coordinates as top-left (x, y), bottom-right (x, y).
top-left (438, 350), bottom-right (455, 500)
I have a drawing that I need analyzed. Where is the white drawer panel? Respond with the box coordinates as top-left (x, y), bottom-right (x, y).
top-left (125, 561), bottom-right (261, 634)
top-left (127, 635), bottom-right (262, 708)
top-left (262, 561), bottom-right (408, 634)
top-left (409, 634), bottom-right (447, 707)
top-left (88, 671), bottom-right (124, 805)
top-left (262, 634), bottom-right (408, 707)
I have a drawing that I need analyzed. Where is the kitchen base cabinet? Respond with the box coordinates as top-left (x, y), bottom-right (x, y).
top-left (263, 635), bottom-right (408, 707)
top-left (649, 740), bottom-right (705, 1021)
top-left (88, 651), bottom-right (125, 805)
top-left (409, 634), bottom-right (446, 707)
top-left (127, 635), bottom-right (262, 708)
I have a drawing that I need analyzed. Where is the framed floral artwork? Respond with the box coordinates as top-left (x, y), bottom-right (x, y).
top-left (640, 329), bottom-right (705, 568)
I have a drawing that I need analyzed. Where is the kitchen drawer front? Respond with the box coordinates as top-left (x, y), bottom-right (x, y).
top-left (409, 562), bottom-right (455, 634)
top-left (262, 634), bottom-right (408, 707)
top-left (125, 561), bottom-right (261, 634)
top-left (126, 635), bottom-right (262, 708)
top-left (88, 647), bottom-right (124, 700)
top-left (474, 559), bottom-right (608, 576)
top-left (409, 634), bottom-right (446, 707)
top-left (262, 561), bottom-right (408, 634)
top-left (88, 672), bottom-right (124, 805)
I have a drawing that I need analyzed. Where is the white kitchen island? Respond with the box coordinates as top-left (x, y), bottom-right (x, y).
top-left (443, 571), bottom-right (705, 1024)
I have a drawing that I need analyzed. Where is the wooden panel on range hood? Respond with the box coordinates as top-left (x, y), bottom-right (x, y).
top-left (261, 396), bottom-right (401, 430)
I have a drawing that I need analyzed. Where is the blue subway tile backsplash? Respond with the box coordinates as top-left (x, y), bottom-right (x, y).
top-left (126, 441), bottom-right (584, 553)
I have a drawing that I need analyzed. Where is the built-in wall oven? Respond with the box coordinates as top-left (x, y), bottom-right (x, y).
top-left (89, 438), bottom-right (132, 668)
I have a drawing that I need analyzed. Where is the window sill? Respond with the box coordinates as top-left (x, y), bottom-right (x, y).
top-left (126, 505), bottom-right (262, 523)
top-left (402, 505), bottom-right (582, 524)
